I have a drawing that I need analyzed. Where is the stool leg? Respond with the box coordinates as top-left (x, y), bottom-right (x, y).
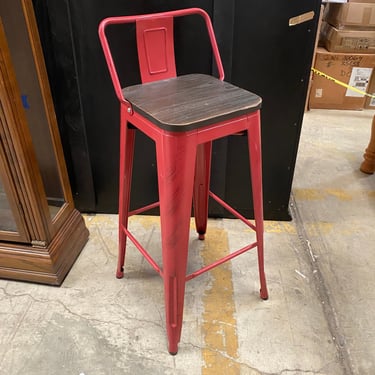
top-left (193, 142), bottom-right (212, 240)
top-left (360, 114), bottom-right (375, 174)
top-left (156, 133), bottom-right (197, 355)
top-left (117, 116), bottom-right (136, 279)
top-left (248, 113), bottom-right (268, 300)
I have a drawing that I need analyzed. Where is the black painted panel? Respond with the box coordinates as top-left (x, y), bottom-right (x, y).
top-left (222, 0), bottom-right (321, 220)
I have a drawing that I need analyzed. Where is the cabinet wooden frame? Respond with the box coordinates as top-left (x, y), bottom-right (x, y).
top-left (0, 18), bottom-right (51, 244)
top-left (21, 0), bottom-right (76, 233)
top-left (0, 1), bottom-right (89, 285)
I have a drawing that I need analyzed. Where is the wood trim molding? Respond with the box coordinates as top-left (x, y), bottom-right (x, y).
top-left (22, 0), bottom-right (75, 207)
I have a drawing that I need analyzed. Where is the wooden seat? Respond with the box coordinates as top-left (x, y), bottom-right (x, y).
top-left (122, 74), bottom-right (262, 130)
top-left (99, 7), bottom-right (268, 355)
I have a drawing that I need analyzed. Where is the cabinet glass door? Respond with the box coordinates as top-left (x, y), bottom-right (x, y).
top-left (0, 105), bottom-right (29, 242)
top-left (0, 176), bottom-right (17, 233)
top-left (0, 0), bottom-right (66, 222)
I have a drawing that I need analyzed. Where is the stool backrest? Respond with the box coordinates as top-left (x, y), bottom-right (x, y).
top-left (136, 16), bottom-right (176, 83)
top-left (98, 8), bottom-right (224, 104)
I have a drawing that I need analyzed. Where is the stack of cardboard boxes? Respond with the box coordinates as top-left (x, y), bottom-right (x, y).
top-left (309, 0), bottom-right (375, 109)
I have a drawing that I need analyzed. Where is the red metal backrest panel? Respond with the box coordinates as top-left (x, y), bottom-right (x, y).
top-left (136, 16), bottom-right (176, 83)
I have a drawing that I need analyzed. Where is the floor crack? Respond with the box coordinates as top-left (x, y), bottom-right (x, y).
top-left (289, 193), bottom-right (354, 375)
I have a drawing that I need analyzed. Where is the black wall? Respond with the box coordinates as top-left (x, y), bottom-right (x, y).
top-left (33, 0), bottom-right (321, 220)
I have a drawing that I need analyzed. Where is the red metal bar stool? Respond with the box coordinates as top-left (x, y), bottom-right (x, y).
top-left (98, 8), bottom-right (268, 355)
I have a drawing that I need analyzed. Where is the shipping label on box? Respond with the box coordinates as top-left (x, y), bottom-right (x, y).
top-left (346, 67), bottom-right (373, 96)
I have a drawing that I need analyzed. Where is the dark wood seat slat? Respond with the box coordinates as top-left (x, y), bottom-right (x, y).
top-left (122, 74), bottom-right (262, 131)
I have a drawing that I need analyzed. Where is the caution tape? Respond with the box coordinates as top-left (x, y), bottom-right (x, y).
top-left (311, 67), bottom-right (375, 99)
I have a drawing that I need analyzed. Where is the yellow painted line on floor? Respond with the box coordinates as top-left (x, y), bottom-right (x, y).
top-left (294, 188), bottom-right (352, 201)
top-left (305, 222), bottom-right (334, 236)
top-left (294, 188), bottom-right (375, 201)
top-left (293, 188), bottom-right (325, 201)
top-left (264, 221), bottom-right (296, 234)
top-left (201, 228), bottom-right (240, 374)
top-left (263, 221), bottom-right (333, 236)
top-left (325, 189), bottom-right (352, 201)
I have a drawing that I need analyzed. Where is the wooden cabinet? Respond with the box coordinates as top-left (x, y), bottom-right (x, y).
top-left (0, 0), bottom-right (88, 285)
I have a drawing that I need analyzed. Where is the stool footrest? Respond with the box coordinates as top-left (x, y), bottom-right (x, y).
top-left (129, 201), bottom-right (160, 216)
top-left (122, 190), bottom-right (260, 281)
top-left (209, 191), bottom-right (256, 230)
top-left (124, 218), bottom-right (258, 282)
top-left (186, 241), bottom-right (258, 281)
top-left (122, 225), bottom-right (163, 276)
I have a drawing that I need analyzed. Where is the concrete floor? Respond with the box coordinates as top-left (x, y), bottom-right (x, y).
top-left (1, 109), bottom-right (374, 375)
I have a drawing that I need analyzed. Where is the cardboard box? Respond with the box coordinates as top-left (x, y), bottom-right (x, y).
top-left (321, 22), bottom-right (375, 52)
top-left (309, 47), bottom-right (375, 109)
top-left (325, 2), bottom-right (375, 28)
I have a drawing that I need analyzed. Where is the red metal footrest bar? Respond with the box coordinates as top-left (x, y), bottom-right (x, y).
top-left (209, 191), bottom-right (256, 231)
top-left (124, 191), bottom-right (259, 282)
top-left (121, 224), bottom-right (162, 276)
top-left (185, 241), bottom-right (257, 281)
top-left (129, 201), bottom-right (160, 216)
